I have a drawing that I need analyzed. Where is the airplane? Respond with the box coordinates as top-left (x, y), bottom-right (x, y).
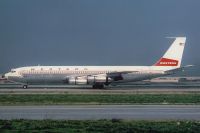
top-left (2, 37), bottom-right (192, 89)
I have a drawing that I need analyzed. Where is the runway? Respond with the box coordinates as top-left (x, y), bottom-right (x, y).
top-left (0, 88), bottom-right (200, 94)
top-left (1, 80), bottom-right (200, 94)
top-left (1, 82), bottom-right (200, 94)
top-left (0, 105), bottom-right (200, 120)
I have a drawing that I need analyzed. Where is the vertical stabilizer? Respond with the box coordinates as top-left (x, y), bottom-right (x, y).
top-left (154, 37), bottom-right (186, 68)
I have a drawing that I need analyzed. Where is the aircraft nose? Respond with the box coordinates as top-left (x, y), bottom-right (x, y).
top-left (0, 74), bottom-right (7, 81)
top-left (4, 73), bottom-right (10, 79)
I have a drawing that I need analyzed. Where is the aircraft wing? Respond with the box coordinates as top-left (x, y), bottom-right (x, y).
top-left (65, 70), bottom-right (138, 80)
top-left (108, 71), bottom-right (138, 75)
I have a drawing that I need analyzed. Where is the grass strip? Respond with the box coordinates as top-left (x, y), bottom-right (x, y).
top-left (0, 119), bottom-right (200, 133)
top-left (0, 94), bottom-right (199, 105)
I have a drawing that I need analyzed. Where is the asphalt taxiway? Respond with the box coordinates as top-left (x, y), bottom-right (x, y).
top-left (0, 105), bottom-right (199, 120)
top-left (0, 88), bottom-right (200, 94)
top-left (1, 82), bottom-right (200, 94)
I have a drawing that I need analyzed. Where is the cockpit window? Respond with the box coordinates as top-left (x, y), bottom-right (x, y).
top-left (11, 70), bottom-right (16, 73)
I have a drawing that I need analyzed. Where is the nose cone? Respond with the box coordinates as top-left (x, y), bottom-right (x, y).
top-left (4, 72), bottom-right (11, 79)
top-left (0, 74), bottom-right (7, 81)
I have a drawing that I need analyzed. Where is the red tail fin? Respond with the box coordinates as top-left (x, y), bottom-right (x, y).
top-left (154, 58), bottom-right (178, 66)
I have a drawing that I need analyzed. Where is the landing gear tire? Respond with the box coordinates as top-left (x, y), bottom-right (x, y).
top-left (23, 85), bottom-right (28, 89)
top-left (92, 85), bottom-right (97, 89)
top-left (92, 84), bottom-right (104, 89)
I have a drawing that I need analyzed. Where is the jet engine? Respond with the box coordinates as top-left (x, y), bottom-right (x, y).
top-left (67, 77), bottom-right (87, 85)
top-left (66, 76), bottom-right (112, 85)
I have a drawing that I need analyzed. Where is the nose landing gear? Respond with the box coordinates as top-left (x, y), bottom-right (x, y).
top-left (23, 85), bottom-right (28, 89)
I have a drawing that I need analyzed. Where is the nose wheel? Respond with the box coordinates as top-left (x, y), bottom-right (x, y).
top-left (23, 85), bottom-right (28, 89)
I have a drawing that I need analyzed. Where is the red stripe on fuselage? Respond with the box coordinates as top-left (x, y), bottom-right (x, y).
top-left (154, 58), bottom-right (178, 66)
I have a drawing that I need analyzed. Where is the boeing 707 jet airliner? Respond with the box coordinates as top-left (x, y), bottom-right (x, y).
top-left (3, 37), bottom-right (191, 89)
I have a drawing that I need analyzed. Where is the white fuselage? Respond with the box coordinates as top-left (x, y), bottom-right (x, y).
top-left (5, 66), bottom-right (173, 85)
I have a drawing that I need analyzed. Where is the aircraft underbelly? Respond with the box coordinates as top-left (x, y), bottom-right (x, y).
top-left (23, 74), bottom-right (66, 84)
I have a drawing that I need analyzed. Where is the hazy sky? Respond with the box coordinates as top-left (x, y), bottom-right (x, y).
top-left (0, 0), bottom-right (199, 75)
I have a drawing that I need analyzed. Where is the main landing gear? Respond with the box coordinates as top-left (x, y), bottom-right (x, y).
top-left (92, 84), bottom-right (104, 89)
